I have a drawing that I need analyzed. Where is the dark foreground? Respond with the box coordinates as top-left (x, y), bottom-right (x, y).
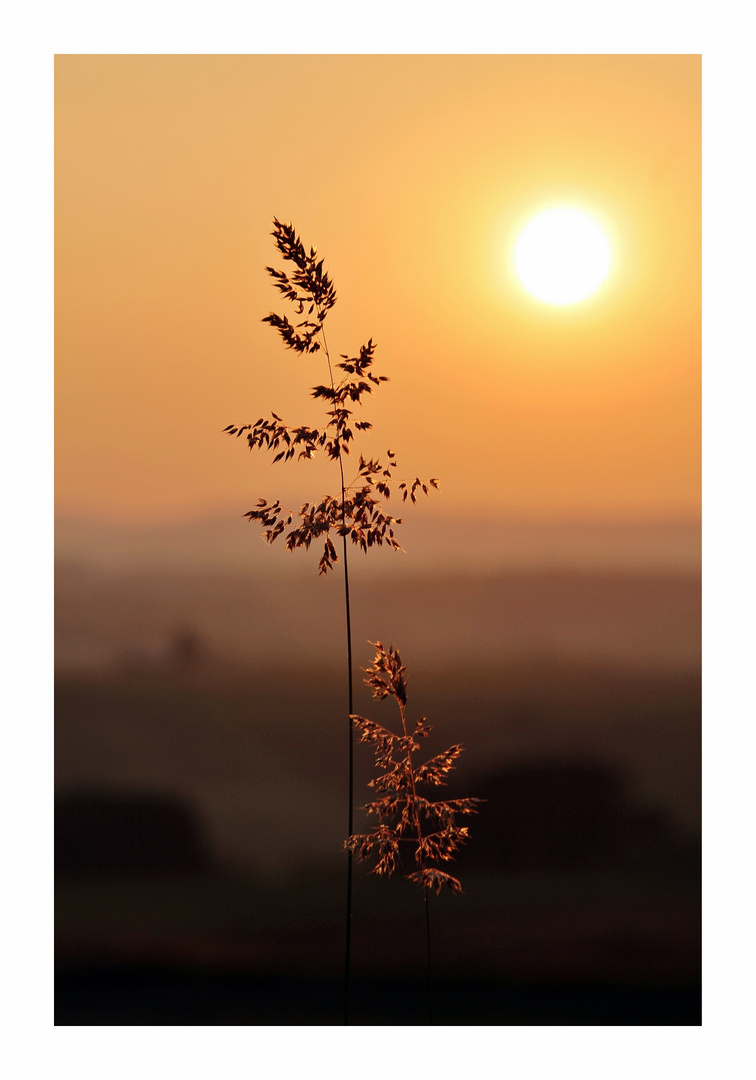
top-left (55, 649), bottom-right (700, 1026)
top-left (56, 966), bottom-right (701, 1026)
top-left (55, 857), bottom-right (700, 1026)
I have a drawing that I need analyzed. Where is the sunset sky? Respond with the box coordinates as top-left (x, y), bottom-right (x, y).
top-left (1, 0), bottom-right (748, 1062)
top-left (55, 54), bottom-right (700, 526)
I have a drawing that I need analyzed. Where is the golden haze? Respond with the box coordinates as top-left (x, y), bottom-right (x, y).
top-left (55, 55), bottom-right (700, 525)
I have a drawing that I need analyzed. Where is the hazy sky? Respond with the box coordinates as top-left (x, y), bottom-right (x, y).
top-left (55, 54), bottom-right (700, 524)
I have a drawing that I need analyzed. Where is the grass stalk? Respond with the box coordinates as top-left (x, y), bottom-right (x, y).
top-left (226, 220), bottom-right (438, 1023)
top-left (343, 540), bottom-right (354, 1024)
top-left (320, 321), bottom-right (356, 1023)
top-left (347, 642), bottom-right (481, 1023)
top-left (424, 886), bottom-right (434, 1024)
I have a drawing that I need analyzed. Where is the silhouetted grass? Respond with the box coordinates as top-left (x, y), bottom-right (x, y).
top-left (225, 221), bottom-right (437, 1020)
top-left (347, 642), bottom-right (481, 1021)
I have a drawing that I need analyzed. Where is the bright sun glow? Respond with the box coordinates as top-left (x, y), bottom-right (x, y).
top-left (514, 208), bottom-right (612, 304)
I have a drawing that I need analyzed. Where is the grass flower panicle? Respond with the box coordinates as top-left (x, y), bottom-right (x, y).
top-left (348, 641), bottom-right (481, 896)
top-left (224, 219), bottom-right (438, 576)
top-left (225, 220), bottom-right (441, 1023)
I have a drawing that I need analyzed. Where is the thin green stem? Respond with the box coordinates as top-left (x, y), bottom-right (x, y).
top-left (424, 886), bottom-right (434, 1025)
top-left (319, 319), bottom-right (354, 1026)
top-left (398, 700), bottom-right (435, 1025)
top-left (342, 513), bottom-right (354, 1025)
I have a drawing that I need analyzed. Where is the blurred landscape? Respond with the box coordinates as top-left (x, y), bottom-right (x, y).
top-left (55, 513), bottom-right (701, 1025)
top-left (53, 54), bottom-right (701, 1028)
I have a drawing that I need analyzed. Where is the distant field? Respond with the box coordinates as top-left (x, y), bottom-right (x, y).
top-left (55, 564), bottom-right (700, 673)
top-left (55, 658), bottom-right (700, 872)
top-left (55, 562), bottom-right (700, 1024)
top-left (55, 513), bottom-right (702, 578)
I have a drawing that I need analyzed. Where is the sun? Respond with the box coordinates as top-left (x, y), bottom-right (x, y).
top-left (514, 208), bottom-right (612, 305)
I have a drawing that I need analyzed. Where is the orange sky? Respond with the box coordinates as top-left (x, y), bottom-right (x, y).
top-left (55, 54), bottom-right (700, 525)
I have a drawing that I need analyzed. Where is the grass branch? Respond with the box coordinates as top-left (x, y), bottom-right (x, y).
top-left (226, 219), bottom-right (440, 1023)
top-left (347, 641), bottom-right (482, 1022)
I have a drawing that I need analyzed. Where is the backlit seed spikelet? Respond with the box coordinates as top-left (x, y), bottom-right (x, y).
top-left (224, 220), bottom-right (439, 575)
top-left (347, 641), bottom-right (481, 894)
